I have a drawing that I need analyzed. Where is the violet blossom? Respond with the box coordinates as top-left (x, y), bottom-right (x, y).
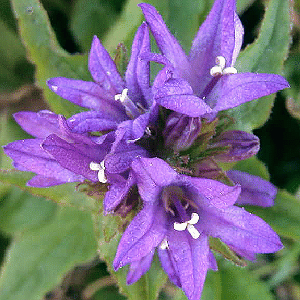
top-left (139, 0), bottom-right (289, 118)
top-left (3, 23), bottom-right (157, 213)
top-left (113, 157), bottom-right (282, 300)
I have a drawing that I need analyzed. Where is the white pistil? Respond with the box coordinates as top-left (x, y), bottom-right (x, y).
top-left (89, 160), bottom-right (107, 183)
top-left (173, 212), bottom-right (200, 239)
top-left (159, 238), bottom-right (169, 250)
top-left (115, 88), bottom-right (129, 103)
top-left (210, 55), bottom-right (237, 77)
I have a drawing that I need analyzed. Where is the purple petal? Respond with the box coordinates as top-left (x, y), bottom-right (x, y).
top-left (42, 134), bottom-right (104, 182)
top-left (163, 231), bottom-right (210, 300)
top-left (47, 77), bottom-right (126, 117)
top-left (131, 158), bottom-right (177, 202)
top-left (212, 131), bottom-right (260, 162)
top-left (157, 246), bottom-right (181, 287)
top-left (211, 73), bottom-right (290, 112)
top-left (67, 111), bottom-right (121, 133)
top-left (13, 110), bottom-right (60, 138)
top-left (227, 170), bottom-right (277, 207)
top-left (126, 250), bottom-right (155, 285)
top-left (200, 205), bottom-right (283, 254)
top-left (88, 36), bottom-right (125, 94)
top-left (154, 77), bottom-right (212, 117)
top-left (125, 22), bottom-right (152, 108)
top-left (232, 12), bottom-right (244, 65)
top-left (3, 139), bottom-right (84, 183)
top-left (187, 176), bottom-right (241, 209)
top-left (139, 3), bottom-right (191, 80)
top-left (113, 203), bottom-right (166, 269)
top-left (105, 143), bottom-right (148, 174)
top-left (163, 112), bottom-right (202, 152)
top-left (103, 172), bottom-right (136, 213)
top-left (189, 0), bottom-right (238, 92)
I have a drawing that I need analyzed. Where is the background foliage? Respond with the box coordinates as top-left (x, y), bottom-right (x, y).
top-left (0, 0), bottom-right (299, 299)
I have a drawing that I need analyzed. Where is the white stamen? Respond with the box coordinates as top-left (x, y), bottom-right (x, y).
top-left (210, 66), bottom-right (223, 77)
top-left (160, 238), bottom-right (169, 250)
top-left (210, 56), bottom-right (237, 77)
top-left (216, 56), bottom-right (226, 69)
top-left (173, 213), bottom-right (201, 239)
top-left (189, 212), bottom-right (200, 224)
top-left (89, 161), bottom-right (107, 183)
top-left (115, 88), bottom-right (129, 103)
top-left (223, 67), bottom-right (238, 75)
top-left (187, 224), bottom-right (201, 239)
top-left (174, 222), bottom-right (188, 231)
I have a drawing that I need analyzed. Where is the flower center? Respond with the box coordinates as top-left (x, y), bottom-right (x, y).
top-left (174, 212), bottom-right (200, 239)
top-left (210, 56), bottom-right (237, 77)
top-left (89, 160), bottom-right (107, 183)
top-left (200, 56), bottom-right (238, 102)
top-left (115, 88), bottom-right (141, 119)
top-left (162, 186), bottom-right (201, 239)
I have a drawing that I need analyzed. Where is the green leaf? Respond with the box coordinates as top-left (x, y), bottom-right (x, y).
top-left (0, 19), bottom-right (34, 91)
top-left (0, 206), bottom-right (97, 300)
top-left (0, 170), bottom-right (96, 211)
top-left (93, 211), bottom-right (167, 300)
top-left (209, 237), bottom-right (247, 267)
top-left (70, 0), bottom-right (118, 52)
top-left (103, 0), bottom-right (143, 54)
top-left (232, 156), bottom-right (270, 181)
top-left (226, 0), bottom-right (291, 132)
top-left (219, 260), bottom-right (275, 300)
top-left (0, 186), bottom-right (57, 236)
top-left (10, 0), bottom-right (91, 117)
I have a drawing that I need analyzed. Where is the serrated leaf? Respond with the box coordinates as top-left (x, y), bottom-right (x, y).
top-left (0, 186), bottom-right (56, 235)
top-left (0, 206), bottom-right (97, 300)
top-left (10, 0), bottom-right (91, 117)
top-left (93, 211), bottom-right (167, 300)
top-left (226, 0), bottom-right (291, 132)
top-left (0, 170), bottom-right (96, 211)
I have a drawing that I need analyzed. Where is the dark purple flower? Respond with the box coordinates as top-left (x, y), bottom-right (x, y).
top-left (163, 112), bottom-right (202, 152)
top-left (139, 0), bottom-right (289, 118)
top-left (210, 130), bottom-right (260, 162)
top-left (113, 157), bottom-right (283, 300)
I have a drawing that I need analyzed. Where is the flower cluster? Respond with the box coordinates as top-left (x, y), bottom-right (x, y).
top-left (3, 0), bottom-right (289, 299)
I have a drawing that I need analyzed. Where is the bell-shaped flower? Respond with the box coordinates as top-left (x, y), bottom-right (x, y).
top-left (113, 157), bottom-right (283, 300)
top-left (139, 0), bottom-right (289, 118)
top-left (3, 110), bottom-right (113, 187)
top-left (48, 22), bottom-right (158, 142)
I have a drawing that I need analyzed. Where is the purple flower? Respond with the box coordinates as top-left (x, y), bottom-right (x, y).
top-left (113, 157), bottom-right (283, 300)
top-left (48, 22), bottom-right (158, 142)
top-left (3, 110), bottom-right (111, 187)
top-left (139, 0), bottom-right (289, 118)
top-left (3, 23), bottom-right (157, 213)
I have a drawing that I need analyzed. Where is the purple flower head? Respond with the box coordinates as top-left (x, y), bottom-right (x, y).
top-left (139, 0), bottom-right (289, 118)
top-left (48, 22), bottom-right (158, 142)
top-left (113, 157), bottom-right (283, 300)
top-left (3, 110), bottom-right (112, 187)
